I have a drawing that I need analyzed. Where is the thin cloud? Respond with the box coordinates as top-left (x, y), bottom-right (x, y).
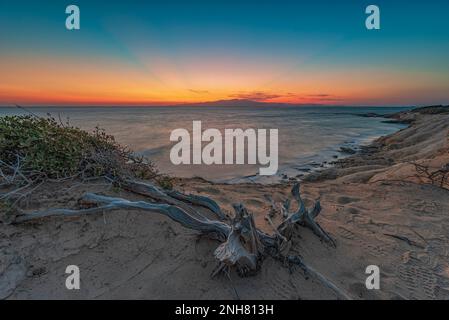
top-left (315, 97), bottom-right (344, 101)
top-left (306, 93), bottom-right (344, 101)
top-left (306, 94), bottom-right (331, 97)
top-left (228, 91), bottom-right (283, 101)
top-left (189, 89), bottom-right (210, 94)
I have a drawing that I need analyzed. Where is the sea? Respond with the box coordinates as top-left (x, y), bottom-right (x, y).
top-left (0, 106), bottom-right (409, 183)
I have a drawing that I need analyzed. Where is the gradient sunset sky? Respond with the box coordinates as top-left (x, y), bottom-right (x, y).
top-left (1, 0), bottom-right (449, 106)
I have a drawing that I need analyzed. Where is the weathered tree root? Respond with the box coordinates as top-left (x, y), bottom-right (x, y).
top-left (166, 189), bottom-right (226, 220)
top-left (14, 193), bottom-right (231, 240)
top-left (118, 178), bottom-right (225, 220)
top-left (278, 183), bottom-right (336, 247)
top-left (12, 181), bottom-right (348, 299)
top-left (213, 204), bottom-right (266, 277)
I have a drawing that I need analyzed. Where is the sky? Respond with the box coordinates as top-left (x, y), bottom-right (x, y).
top-left (0, 0), bottom-right (449, 107)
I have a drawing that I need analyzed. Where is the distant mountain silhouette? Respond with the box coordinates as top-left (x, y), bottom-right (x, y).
top-left (175, 99), bottom-right (321, 107)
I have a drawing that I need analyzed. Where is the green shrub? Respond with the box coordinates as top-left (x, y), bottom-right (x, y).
top-left (0, 115), bottom-right (158, 181)
top-left (156, 175), bottom-right (174, 190)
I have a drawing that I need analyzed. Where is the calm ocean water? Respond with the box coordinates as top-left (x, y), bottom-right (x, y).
top-left (0, 106), bottom-right (409, 183)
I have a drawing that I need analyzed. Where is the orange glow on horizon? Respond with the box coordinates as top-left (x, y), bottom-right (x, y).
top-left (1, 53), bottom-right (448, 107)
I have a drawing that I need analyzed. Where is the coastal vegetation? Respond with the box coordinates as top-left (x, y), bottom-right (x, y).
top-left (0, 114), bottom-right (171, 216)
top-left (0, 115), bottom-right (159, 180)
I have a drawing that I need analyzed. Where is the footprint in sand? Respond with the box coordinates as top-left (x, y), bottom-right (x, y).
top-left (337, 196), bottom-right (360, 205)
top-left (338, 226), bottom-right (356, 240)
top-left (337, 227), bottom-right (387, 258)
top-left (244, 198), bottom-right (264, 207)
top-left (397, 264), bottom-right (437, 299)
top-left (345, 207), bottom-right (360, 215)
top-left (408, 200), bottom-right (439, 217)
top-left (395, 250), bottom-right (449, 299)
top-left (194, 187), bottom-right (221, 195)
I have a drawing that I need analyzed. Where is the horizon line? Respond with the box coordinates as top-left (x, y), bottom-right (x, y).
top-left (0, 104), bottom-right (416, 108)
top-left (0, 99), bottom-right (443, 109)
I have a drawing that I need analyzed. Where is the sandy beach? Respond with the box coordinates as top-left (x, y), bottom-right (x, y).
top-left (1, 106), bottom-right (448, 300)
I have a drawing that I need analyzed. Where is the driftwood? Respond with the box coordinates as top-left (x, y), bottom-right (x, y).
top-left (119, 179), bottom-right (225, 221)
top-left (278, 184), bottom-right (336, 247)
top-left (12, 181), bottom-right (348, 299)
top-left (14, 193), bottom-right (231, 240)
top-left (166, 189), bottom-right (226, 220)
top-left (213, 205), bottom-right (262, 277)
